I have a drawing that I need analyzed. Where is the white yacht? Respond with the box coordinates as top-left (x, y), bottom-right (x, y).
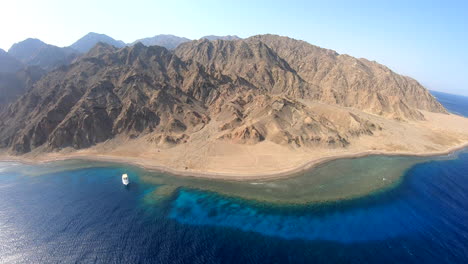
top-left (122, 173), bottom-right (129, 185)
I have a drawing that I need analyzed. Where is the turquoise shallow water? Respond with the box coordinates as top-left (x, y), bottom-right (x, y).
top-left (0, 91), bottom-right (467, 263)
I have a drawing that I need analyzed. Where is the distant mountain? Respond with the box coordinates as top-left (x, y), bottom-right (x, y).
top-left (70, 32), bottom-right (126, 53)
top-left (0, 49), bottom-right (24, 73)
top-left (201, 35), bottom-right (241, 41)
top-left (131, 34), bottom-right (190, 50)
top-left (8, 38), bottom-right (79, 71)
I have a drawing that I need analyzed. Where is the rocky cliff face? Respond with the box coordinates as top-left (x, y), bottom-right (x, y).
top-left (0, 35), bottom-right (447, 154)
top-left (175, 38), bottom-right (313, 99)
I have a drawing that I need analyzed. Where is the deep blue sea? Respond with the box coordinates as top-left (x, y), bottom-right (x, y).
top-left (431, 90), bottom-right (468, 117)
top-left (0, 92), bottom-right (467, 263)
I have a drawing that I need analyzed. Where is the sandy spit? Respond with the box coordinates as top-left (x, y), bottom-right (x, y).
top-left (1, 142), bottom-right (467, 182)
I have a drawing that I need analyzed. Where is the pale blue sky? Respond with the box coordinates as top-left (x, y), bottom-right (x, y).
top-left (1, 0), bottom-right (467, 95)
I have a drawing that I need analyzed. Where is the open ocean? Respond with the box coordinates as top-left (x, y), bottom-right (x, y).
top-left (0, 91), bottom-right (467, 263)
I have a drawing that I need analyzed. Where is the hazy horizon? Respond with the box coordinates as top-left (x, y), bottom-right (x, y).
top-left (1, 0), bottom-right (467, 96)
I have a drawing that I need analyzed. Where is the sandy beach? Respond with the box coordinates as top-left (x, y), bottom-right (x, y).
top-left (1, 110), bottom-right (468, 181)
top-left (1, 142), bottom-right (467, 181)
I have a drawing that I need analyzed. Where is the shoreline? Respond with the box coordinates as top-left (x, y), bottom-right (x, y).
top-left (1, 141), bottom-right (467, 181)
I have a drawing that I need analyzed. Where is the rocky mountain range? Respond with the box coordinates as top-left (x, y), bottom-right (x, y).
top-left (0, 34), bottom-right (447, 156)
top-left (0, 33), bottom-right (247, 109)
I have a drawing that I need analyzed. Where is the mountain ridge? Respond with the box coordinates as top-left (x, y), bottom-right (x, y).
top-left (0, 34), bottom-right (454, 158)
top-left (0, 49), bottom-right (24, 73)
top-left (201, 35), bottom-right (241, 41)
top-left (8, 38), bottom-right (79, 71)
top-left (131, 34), bottom-right (190, 50)
top-left (70, 32), bottom-right (126, 53)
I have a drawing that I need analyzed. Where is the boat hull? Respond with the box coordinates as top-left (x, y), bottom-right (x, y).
top-left (122, 174), bottom-right (129, 185)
